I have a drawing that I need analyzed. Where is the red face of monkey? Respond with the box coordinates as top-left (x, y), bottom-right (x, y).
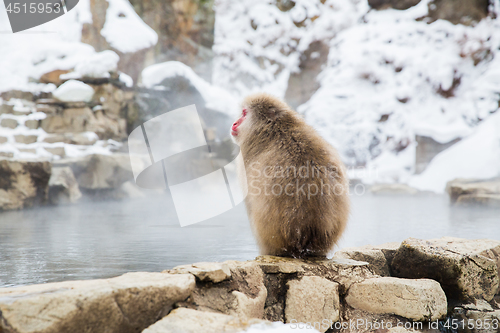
top-left (231, 108), bottom-right (247, 138)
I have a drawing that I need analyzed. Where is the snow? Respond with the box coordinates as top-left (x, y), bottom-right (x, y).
top-left (409, 112), bottom-right (500, 193)
top-left (141, 61), bottom-right (239, 116)
top-left (244, 321), bottom-right (320, 332)
top-left (119, 72), bottom-right (134, 87)
top-left (213, 0), bottom-right (500, 191)
top-left (52, 80), bottom-right (95, 102)
top-left (100, 0), bottom-right (158, 53)
top-left (68, 50), bottom-right (120, 79)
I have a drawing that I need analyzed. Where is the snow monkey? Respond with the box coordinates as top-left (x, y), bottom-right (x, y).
top-left (231, 93), bottom-right (350, 258)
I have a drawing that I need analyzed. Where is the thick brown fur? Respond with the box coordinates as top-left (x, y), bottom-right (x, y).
top-left (233, 93), bottom-right (350, 258)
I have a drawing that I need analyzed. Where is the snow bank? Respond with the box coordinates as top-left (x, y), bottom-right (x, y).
top-left (100, 0), bottom-right (158, 53)
top-left (214, 0), bottom-right (500, 177)
top-left (141, 61), bottom-right (239, 116)
top-left (213, 0), bottom-right (368, 98)
top-left (52, 80), bottom-right (95, 102)
top-left (0, 0), bottom-right (155, 93)
top-left (409, 112), bottom-right (500, 193)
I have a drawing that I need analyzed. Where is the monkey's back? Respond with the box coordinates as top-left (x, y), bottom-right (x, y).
top-left (243, 115), bottom-right (350, 258)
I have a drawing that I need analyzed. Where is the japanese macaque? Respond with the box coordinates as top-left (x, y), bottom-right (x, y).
top-left (231, 93), bottom-right (350, 258)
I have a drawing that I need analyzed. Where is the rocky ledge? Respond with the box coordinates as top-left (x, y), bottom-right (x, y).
top-left (0, 237), bottom-right (499, 333)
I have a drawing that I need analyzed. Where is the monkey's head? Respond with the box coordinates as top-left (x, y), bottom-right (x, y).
top-left (231, 93), bottom-right (293, 144)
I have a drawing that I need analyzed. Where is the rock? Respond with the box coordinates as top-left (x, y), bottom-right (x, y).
top-left (52, 79), bottom-right (95, 102)
top-left (0, 90), bottom-right (34, 101)
top-left (44, 147), bottom-right (66, 157)
top-left (391, 237), bottom-right (500, 301)
top-left (39, 69), bottom-right (71, 85)
top-left (55, 154), bottom-right (133, 190)
top-left (427, 0), bottom-right (490, 26)
top-left (369, 183), bottom-right (419, 195)
top-left (346, 277), bottom-right (447, 321)
top-left (284, 41), bottom-right (329, 110)
top-left (0, 152), bottom-right (14, 158)
top-left (41, 107), bottom-right (94, 133)
top-left (285, 276), bottom-right (340, 332)
top-left (18, 148), bottom-right (37, 154)
top-left (48, 166), bottom-right (82, 204)
top-left (176, 261), bottom-right (268, 320)
top-left (0, 103), bottom-right (14, 114)
top-left (170, 262), bottom-right (231, 283)
top-left (333, 242), bottom-right (400, 276)
top-left (24, 119), bottom-right (39, 129)
top-left (14, 134), bottom-right (38, 144)
top-left (42, 132), bottom-right (99, 145)
top-left (368, 0), bottom-right (421, 10)
top-left (81, 0), bottom-right (156, 82)
top-left (447, 178), bottom-right (500, 207)
top-left (0, 159), bottom-right (51, 210)
top-left (42, 134), bottom-right (68, 144)
top-left (142, 308), bottom-right (267, 333)
top-left (0, 272), bottom-right (195, 333)
top-left (456, 194), bottom-right (500, 208)
top-left (36, 103), bottom-right (61, 114)
top-left (1, 118), bottom-right (18, 129)
top-left (91, 83), bottom-right (128, 117)
top-left (416, 135), bottom-right (461, 174)
top-left (71, 132), bottom-right (99, 145)
top-left (0, 136), bottom-right (8, 144)
top-left (128, 0), bottom-right (215, 81)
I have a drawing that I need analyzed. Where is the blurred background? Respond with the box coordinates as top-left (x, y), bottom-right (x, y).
top-left (0, 0), bottom-right (499, 287)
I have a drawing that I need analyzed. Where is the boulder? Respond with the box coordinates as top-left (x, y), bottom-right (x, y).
top-left (456, 194), bottom-right (500, 208)
top-left (39, 69), bottom-right (71, 85)
top-left (254, 255), bottom-right (375, 322)
top-left (24, 119), bottom-right (39, 129)
top-left (0, 103), bottom-right (14, 114)
top-left (54, 154), bottom-right (133, 190)
top-left (427, 0), bottom-right (490, 26)
top-left (48, 166), bottom-right (82, 204)
top-left (391, 237), bottom-right (500, 301)
top-left (285, 276), bottom-right (340, 332)
top-left (1, 118), bottom-right (18, 129)
top-left (41, 107), bottom-right (125, 140)
top-left (128, 0), bottom-right (215, 81)
top-left (368, 0), bottom-right (421, 10)
top-left (0, 272), bottom-right (195, 333)
top-left (14, 134), bottom-right (38, 144)
top-left (41, 107), bottom-right (95, 133)
top-left (345, 277), bottom-right (447, 321)
top-left (170, 262), bottom-right (231, 283)
top-left (447, 178), bottom-right (500, 207)
top-left (142, 308), bottom-right (267, 333)
top-left (0, 159), bottom-right (51, 210)
top-left (44, 147), bottom-right (66, 157)
top-left (52, 80), bottom-right (95, 102)
top-left (172, 261), bottom-right (268, 321)
top-left (333, 242), bottom-right (400, 276)
top-left (0, 136), bottom-right (8, 144)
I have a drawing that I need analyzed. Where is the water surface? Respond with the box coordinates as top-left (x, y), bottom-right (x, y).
top-left (0, 193), bottom-right (498, 287)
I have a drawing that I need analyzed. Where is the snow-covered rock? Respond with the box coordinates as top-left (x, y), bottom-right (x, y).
top-left (67, 50), bottom-right (120, 79)
top-left (100, 0), bottom-right (158, 54)
top-left (213, 0), bottom-right (500, 175)
top-left (52, 80), bottom-right (95, 102)
top-left (141, 61), bottom-right (238, 116)
top-left (409, 112), bottom-right (500, 193)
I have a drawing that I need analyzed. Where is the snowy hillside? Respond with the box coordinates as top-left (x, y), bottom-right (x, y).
top-left (213, 0), bottom-right (500, 190)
